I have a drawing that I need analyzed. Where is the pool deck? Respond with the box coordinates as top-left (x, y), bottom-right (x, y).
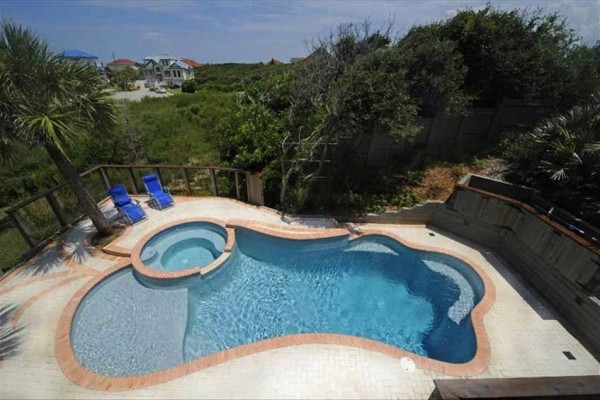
top-left (1, 197), bottom-right (598, 399)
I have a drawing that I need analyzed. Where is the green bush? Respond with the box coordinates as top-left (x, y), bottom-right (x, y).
top-left (181, 79), bottom-right (196, 93)
top-left (440, 6), bottom-right (593, 107)
top-left (503, 92), bottom-right (600, 225)
top-left (194, 63), bottom-right (286, 92)
top-left (392, 191), bottom-right (422, 208)
top-left (0, 221), bottom-right (29, 271)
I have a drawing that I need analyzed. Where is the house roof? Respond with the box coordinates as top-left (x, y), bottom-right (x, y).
top-left (107, 58), bottom-right (137, 66)
top-left (169, 60), bottom-right (192, 70)
top-left (266, 58), bottom-right (283, 65)
top-left (59, 49), bottom-right (98, 59)
top-left (181, 58), bottom-right (203, 68)
top-left (143, 54), bottom-right (177, 63)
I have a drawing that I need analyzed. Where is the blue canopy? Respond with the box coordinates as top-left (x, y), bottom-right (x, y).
top-left (59, 49), bottom-right (98, 59)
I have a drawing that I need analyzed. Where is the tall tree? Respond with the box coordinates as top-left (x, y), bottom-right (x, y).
top-left (442, 5), bottom-right (579, 106)
top-left (0, 22), bottom-right (114, 235)
top-left (397, 24), bottom-right (471, 117)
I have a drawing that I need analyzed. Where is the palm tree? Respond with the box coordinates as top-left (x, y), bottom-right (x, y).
top-left (530, 91), bottom-right (600, 186)
top-left (0, 22), bottom-right (113, 235)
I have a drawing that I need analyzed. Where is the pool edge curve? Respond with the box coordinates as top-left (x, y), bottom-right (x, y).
top-left (55, 222), bottom-right (495, 391)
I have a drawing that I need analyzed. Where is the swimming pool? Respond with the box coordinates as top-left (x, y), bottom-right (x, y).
top-left (138, 221), bottom-right (227, 272)
top-left (70, 227), bottom-right (485, 378)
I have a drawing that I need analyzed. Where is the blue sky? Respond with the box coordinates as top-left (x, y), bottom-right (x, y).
top-left (1, 0), bottom-right (598, 64)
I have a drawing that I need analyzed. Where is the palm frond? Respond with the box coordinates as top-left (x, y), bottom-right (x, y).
top-left (0, 304), bottom-right (25, 361)
top-left (0, 21), bottom-right (116, 157)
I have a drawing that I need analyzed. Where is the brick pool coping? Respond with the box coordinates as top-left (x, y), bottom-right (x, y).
top-left (130, 217), bottom-right (236, 279)
top-left (55, 221), bottom-right (495, 391)
top-left (101, 196), bottom-right (283, 257)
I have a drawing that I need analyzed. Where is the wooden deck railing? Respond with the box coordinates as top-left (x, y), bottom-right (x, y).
top-left (431, 376), bottom-right (600, 399)
top-left (3, 164), bottom-right (264, 252)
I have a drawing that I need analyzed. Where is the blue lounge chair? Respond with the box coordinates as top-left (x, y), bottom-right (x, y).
top-left (107, 184), bottom-right (147, 224)
top-left (141, 173), bottom-right (174, 210)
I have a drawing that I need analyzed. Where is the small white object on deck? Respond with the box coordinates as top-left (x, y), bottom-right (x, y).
top-left (400, 357), bottom-right (416, 372)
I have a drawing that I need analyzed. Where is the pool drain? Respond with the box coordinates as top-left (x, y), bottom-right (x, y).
top-left (400, 357), bottom-right (416, 372)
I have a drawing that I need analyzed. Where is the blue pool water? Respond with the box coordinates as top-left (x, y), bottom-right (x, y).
top-left (140, 222), bottom-right (226, 271)
top-left (71, 228), bottom-right (484, 377)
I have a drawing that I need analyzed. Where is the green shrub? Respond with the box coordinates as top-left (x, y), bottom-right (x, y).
top-left (181, 79), bottom-right (196, 93)
top-left (0, 222), bottom-right (29, 271)
top-left (194, 63), bottom-right (286, 92)
top-left (392, 191), bottom-right (422, 208)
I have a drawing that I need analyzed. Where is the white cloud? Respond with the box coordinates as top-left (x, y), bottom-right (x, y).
top-left (5, 0), bottom-right (597, 64)
top-left (139, 31), bottom-right (164, 41)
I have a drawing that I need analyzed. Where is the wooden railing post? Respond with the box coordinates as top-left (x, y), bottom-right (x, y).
top-left (182, 167), bottom-right (192, 195)
top-left (246, 173), bottom-right (264, 206)
top-left (127, 167), bottom-right (139, 194)
top-left (46, 192), bottom-right (68, 227)
top-left (99, 167), bottom-right (112, 190)
top-left (246, 173), bottom-right (251, 202)
top-left (7, 210), bottom-right (38, 248)
top-left (154, 167), bottom-right (163, 187)
top-left (209, 168), bottom-right (218, 196)
top-left (234, 172), bottom-right (241, 199)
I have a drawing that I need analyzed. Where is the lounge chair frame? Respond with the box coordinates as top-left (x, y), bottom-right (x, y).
top-left (141, 174), bottom-right (174, 210)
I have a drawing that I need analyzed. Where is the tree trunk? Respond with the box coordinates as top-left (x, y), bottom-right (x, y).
top-left (279, 173), bottom-right (289, 210)
top-left (44, 142), bottom-right (113, 236)
top-left (280, 160), bottom-right (295, 214)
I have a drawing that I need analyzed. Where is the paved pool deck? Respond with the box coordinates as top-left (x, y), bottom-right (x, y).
top-left (1, 197), bottom-right (598, 399)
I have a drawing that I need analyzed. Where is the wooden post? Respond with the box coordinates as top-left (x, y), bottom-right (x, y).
top-left (127, 167), bottom-right (139, 194)
top-left (246, 173), bottom-right (251, 202)
top-left (154, 167), bottom-right (163, 186)
top-left (7, 210), bottom-right (38, 248)
top-left (428, 116), bottom-right (440, 157)
top-left (99, 167), bottom-right (112, 190)
top-left (209, 168), bottom-right (218, 196)
top-left (485, 98), bottom-right (505, 143)
top-left (234, 172), bottom-right (241, 199)
top-left (427, 116), bottom-right (438, 147)
top-left (182, 167), bottom-right (192, 195)
top-left (452, 114), bottom-right (466, 152)
top-left (46, 192), bottom-right (68, 227)
top-left (246, 173), bottom-right (264, 206)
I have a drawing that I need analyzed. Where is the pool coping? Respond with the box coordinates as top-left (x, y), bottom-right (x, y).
top-left (130, 217), bottom-right (235, 279)
top-left (55, 222), bottom-right (496, 391)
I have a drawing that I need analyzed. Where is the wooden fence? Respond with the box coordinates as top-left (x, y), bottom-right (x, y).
top-left (362, 98), bottom-right (554, 166)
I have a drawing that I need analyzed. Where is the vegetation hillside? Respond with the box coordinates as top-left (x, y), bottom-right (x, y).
top-left (1, 5), bottom-right (599, 226)
top-left (194, 63), bottom-right (287, 91)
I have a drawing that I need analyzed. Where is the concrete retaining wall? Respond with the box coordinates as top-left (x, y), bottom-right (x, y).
top-left (363, 182), bottom-right (600, 357)
top-left (360, 201), bottom-right (445, 225)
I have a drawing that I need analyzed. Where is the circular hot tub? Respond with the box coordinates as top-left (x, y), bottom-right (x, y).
top-left (138, 221), bottom-right (227, 273)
